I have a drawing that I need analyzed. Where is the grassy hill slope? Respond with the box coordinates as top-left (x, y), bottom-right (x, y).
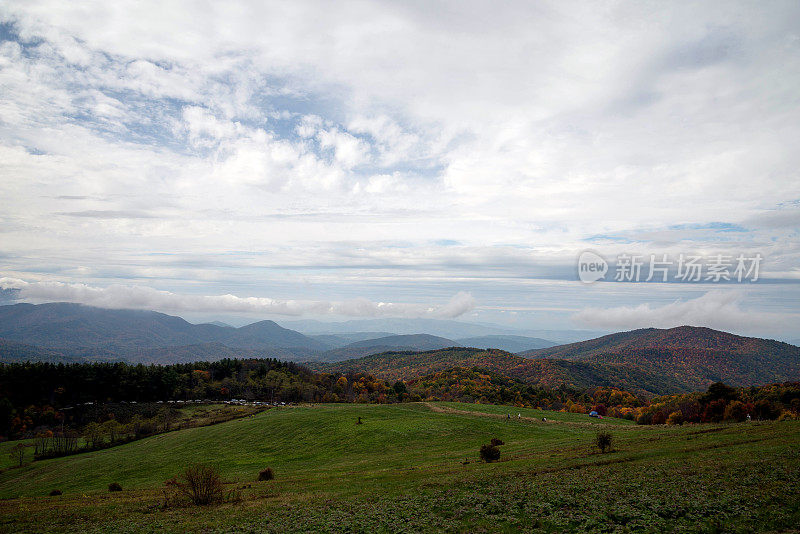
top-left (0, 403), bottom-right (623, 499)
top-left (0, 403), bottom-right (798, 533)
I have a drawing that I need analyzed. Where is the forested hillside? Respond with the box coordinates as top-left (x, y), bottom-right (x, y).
top-left (313, 347), bottom-right (744, 395)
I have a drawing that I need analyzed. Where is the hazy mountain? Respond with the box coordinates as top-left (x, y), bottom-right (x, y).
top-left (0, 338), bottom-right (78, 363)
top-left (281, 318), bottom-right (515, 338)
top-left (456, 335), bottom-right (556, 353)
top-left (344, 334), bottom-right (457, 350)
top-left (0, 303), bottom-right (326, 355)
top-left (316, 334), bottom-right (460, 362)
top-left (309, 332), bottom-right (397, 349)
top-left (282, 318), bottom-right (605, 344)
top-left (0, 302), bottom-right (215, 349)
top-left (0, 340), bottom-right (316, 365)
top-left (511, 329), bottom-right (609, 344)
top-left (113, 343), bottom-right (279, 365)
top-left (225, 320), bottom-right (328, 350)
top-left (203, 320), bottom-right (234, 328)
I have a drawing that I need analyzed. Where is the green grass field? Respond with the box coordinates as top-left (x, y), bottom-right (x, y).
top-left (0, 403), bottom-right (258, 471)
top-left (1, 402), bottom-right (798, 533)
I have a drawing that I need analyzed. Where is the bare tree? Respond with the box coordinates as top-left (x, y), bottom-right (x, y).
top-left (179, 464), bottom-right (223, 505)
top-left (9, 443), bottom-right (27, 467)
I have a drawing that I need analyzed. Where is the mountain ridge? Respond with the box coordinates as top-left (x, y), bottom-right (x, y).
top-left (2, 305), bottom-right (798, 396)
top-left (456, 334), bottom-right (556, 353)
top-left (521, 326), bottom-right (799, 359)
top-left (0, 302), bottom-right (326, 355)
top-left (314, 334), bottom-right (460, 362)
top-left (311, 326), bottom-right (800, 395)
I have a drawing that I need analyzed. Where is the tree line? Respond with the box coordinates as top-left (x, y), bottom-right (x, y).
top-left (635, 381), bottom-right (800, 424)
top-left (0, 358), bottom-right (394, 438)
top-left (2, 359), bottom-right (799, 442)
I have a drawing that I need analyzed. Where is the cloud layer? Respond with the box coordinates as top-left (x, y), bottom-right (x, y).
top-left (0, 278), bottom-right (474, 319)
top-left (572, 290), bottom-right (797, 336)
top-left (0, 2), bottom-right (798, 332)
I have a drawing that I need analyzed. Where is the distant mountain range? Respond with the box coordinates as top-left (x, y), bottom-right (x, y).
top-left (456, 335), bottom-right (556, 352)
top-left (280, 318), bottom-right (514, 338)
top-left (2, 303), bottom-right (798, 396)
top-left (309, 332), bottom-right (396, 348)
top-left (315, 334), bottom-right (460, 362)
top-left (279, 317), bottom-right (602, 343)
top-left (0, 303), bottom-right (326, 361)
top-left (0, 303), bottom-right (561, 364)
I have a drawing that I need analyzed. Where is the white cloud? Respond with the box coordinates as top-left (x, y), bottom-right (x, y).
top-left (317, 127), bottom-right (369, 169)
top-left (0, 277), bottom-right (474, 319)
top-left (572, 290), bottom-right (797, 335)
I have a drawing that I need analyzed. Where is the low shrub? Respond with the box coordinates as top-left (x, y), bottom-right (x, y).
top-left (162, 477), bottom-right (181, 508)
top-left (490, 438), bottom-right (504, 446)
top-left (257, 467), bottom-right (274, 481)
top-left (180, 464), bottom-right (223, 505)
top-left (108, 482), bottom-right (123, 492)
top-left (49, 489), bottom-right (62, 496)
top-left (479, 444), bottom-right (501, 462)
top-left (596, 431), bottom-right (613, 453)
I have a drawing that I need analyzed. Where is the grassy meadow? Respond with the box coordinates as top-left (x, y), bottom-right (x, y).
top-left (0, 403), bottom-right (261, 471)
top-left (1, 402), bottom-right (799, 532)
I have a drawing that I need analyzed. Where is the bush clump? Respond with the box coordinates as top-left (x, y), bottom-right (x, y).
top-left (108, 482), bottom-right (123, 492)
top-left (479, 443), bottom-right (501, 462)
top-left (490, 438), bottom-right (504, 446)
top-left (596, 431), bottom-right (613, 453)
top-left (49, 489), bottom-right (62, 496)
top-left (257, 467), bottom-right (274, 481)
top-left (180, 464), bottom-right (224, 505)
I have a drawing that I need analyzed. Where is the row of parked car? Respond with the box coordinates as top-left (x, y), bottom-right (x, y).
top-left (65, 399), bottom-right (293, 409)
top-left (223, 400), bottom-right (289, 407)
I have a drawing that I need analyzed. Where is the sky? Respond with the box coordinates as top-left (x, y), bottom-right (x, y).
top-left (0, 1), bottom-right (799, 340)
